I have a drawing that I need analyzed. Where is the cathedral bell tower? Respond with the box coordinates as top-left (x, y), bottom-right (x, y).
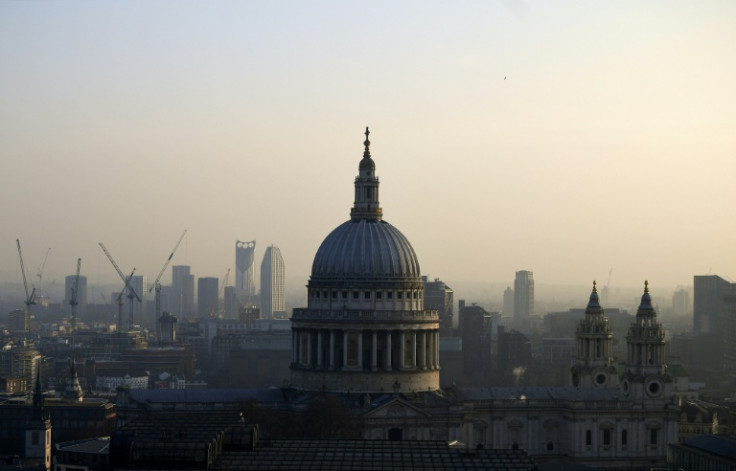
top-left (620, 281), bottom-right (671, 403)
top-left (571, 281), bottom-right (618, 388)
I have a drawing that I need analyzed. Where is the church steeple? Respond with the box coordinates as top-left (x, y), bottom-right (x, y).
top-left (571, 281), bottom-right (616, 388)
top-left (350, 127), bottom-right (383, 221)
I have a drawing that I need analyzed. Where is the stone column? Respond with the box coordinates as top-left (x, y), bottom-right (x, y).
top-left (399, 331), bottom-right (405, 370)
top-left (343, 330), bottom-right (348, 368)
top-left (385, 330), bottom-right (392, 371)
top-left (292, 330), bottom-right (298, 364)
top-left (420, 331), bottom-right (427, 369)
top-left (434, 330), bottom-right (440, 369)
top-left (371, 330), bottom-right (378, 371)
top-left (329, 330), bottom-right (335, 369)
top-left (411, 331), bottom-right (417, 369)
top-left (307, 331), bottom-right (312, 368)
top-left (358, 330), bottom-right (364, 369)
top-left (317, 330), bottom-right (323, 368)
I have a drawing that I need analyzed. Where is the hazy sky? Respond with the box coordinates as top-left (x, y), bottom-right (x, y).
top-left (1, 1), bottom-right (734, 296)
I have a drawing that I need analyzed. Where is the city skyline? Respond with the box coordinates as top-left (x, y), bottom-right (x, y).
top-left (1, 1), bottom-right (734, 291)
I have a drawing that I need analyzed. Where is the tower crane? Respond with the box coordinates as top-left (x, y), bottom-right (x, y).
top-left (36, 247), bottom-right (51, 305)
top-left (148, 230), bottom-right (187, 334)
top-left (98, 243), bottom-right (141, 332)
top-left (16, 239), bottom-right (36, 335)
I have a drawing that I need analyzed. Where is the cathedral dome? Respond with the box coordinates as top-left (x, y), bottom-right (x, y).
top-left (310, 126), bottom-right (421, 284)
top-left (311, 219), bottom-right (420, 282)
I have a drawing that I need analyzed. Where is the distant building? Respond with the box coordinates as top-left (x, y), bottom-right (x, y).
top-left (8, 309), bottom-right (27, 334)
top-left (672, 287), bottom-right (691, 317)
top-left (260, 245), bottom-right (285, 319)
top-left (126, 275), bottom-right (147, 328)
top-left (693, 275), bottom-right (733, 371)
top-left (171, 265), bottom-right (194, 317)
top-left (503, 286), bottom-right (514, 317)
top-left (235, 240), bottom-right (257, 305)
top-left (197, 277), bottom-right (219, 318)
top-left (458, 301), bottom-right (495, 383)
top-left (423, 277), bottom-right (454, 336)
top-left (223, 286), bottom-right (239, 319)
top-left (513, 270), bottom-right (534, 322)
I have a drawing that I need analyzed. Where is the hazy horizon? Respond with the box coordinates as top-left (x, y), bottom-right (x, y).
top-left (2, 2), bottom-right (734, 295)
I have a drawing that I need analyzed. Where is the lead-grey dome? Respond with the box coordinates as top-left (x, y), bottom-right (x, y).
top-left (311, 219), bottom-right (421, 282)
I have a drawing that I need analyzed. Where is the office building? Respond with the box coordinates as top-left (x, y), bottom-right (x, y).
top-left (235, 240), bottom-right (257, 305)
top-left (693, 275), bottom-right (732, 371)
top-left (260, 245), bottom-right (285, 319)
top-left (514, 270), bottom-right (534, 328)
top-left (503, 286), bottom-right (514, 317)
top-left (198, 277), bottom-right (219, 318)
top-left (172, 265), bottom-right (194, 317)
top-left (423, 276), bottom-right (454, 335)
top-left (672, 287), bottom-right (691, 317)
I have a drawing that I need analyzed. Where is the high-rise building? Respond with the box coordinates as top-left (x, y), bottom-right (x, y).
top-left (514, 270), bottom-right (534, 319)
top-left (223, 286), bottom-right (238, 319)
top-left (172, 266), bottom-right (194, 318)
top-left (260, 245), bottom-right (285, 319)
top-left (197, 277), bottom-right (219, 318)
top-left (235, 240), bottom-right (257, 305)
top-left (64, 275), bottom-right (87, 317)
top-left (423, 277), bottom-right (454, 336)
top-left (694, 275), bottom-right (734, 372)
top-left (671, 287), bottom-right (691, 317)
top-left (503, 286), bottom-right (514, 317)
top-left (127, 275), bottom-right (147, 328)
top-left (458, 301), bottom-right (495, 383)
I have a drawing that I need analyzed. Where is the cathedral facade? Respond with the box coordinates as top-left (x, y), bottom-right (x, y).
top-left (289, 129), bottom-right (680, 469)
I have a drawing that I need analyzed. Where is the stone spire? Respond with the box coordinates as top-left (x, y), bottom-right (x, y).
top-left (350, 127), bottom-right (383, 221)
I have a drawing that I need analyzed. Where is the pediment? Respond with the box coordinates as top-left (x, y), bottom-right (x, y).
top-left (363, 397), bottom-right (430, 418)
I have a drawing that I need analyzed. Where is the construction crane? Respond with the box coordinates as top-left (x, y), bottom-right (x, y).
top-left (16, 239), bottom-right (36, 335)
top-left (36, 247), bottom-right (51, 305)
top-left (69, 258), bottom-right (81, 345)
top-left (219, 268), bottom-right (231, 318)
top-left (98, 243), bottom-right (141, 332)
top-left (148, 230), bottom-right (187, 337)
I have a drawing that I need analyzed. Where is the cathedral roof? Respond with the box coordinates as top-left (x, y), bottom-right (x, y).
top-left (311, 219), bottom-right (421, 282)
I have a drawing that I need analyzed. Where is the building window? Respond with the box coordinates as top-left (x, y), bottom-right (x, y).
top-left (322, 291), bottom-right (328, 299)
top-left (603, 429), bottom-right (611, 446)
top-left (621, 430), bottom-right (627, 447)
top-left (397, 292), bottom-right (403, 299)
top-left (353, 292), bottom-right (360, 299)
top-left (649, 429), bottom-right (658, 445)
top-left (387, 291), bottom-right (393, 299)
top-left (364, 291), bottom-right (371, 299)
top-left (376, 291), bottom-right (382, 299)
top-left (585, 430), bottom-right (592, 446)
top-left (332, 291), bottom-right (337, 299)
top-left (342, 291), bottom-right (348, 299)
